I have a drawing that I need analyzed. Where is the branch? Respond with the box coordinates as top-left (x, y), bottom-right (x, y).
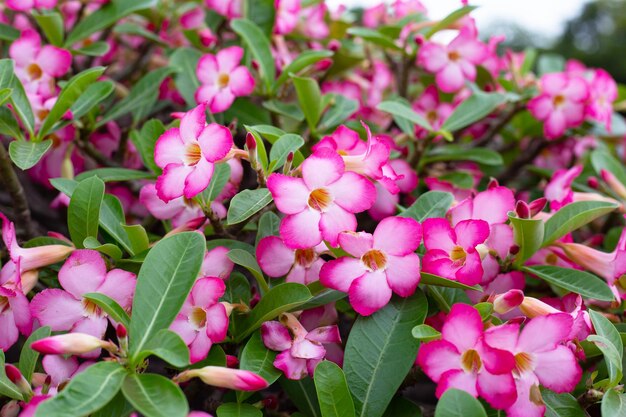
top-left (0, 141), bottom-right (37, 238)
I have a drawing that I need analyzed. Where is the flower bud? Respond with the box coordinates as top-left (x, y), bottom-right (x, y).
top-left (601, 169), bottom-right (626, 199)
top-left (31, 333), bottom-right (116, 355)
top-left (0, 400), bottom-right (20, 417)
top-left (5, 364), bottom-right (32, 398)
top-left (327, 40), bottom-right (341, 51)
top-left (587, 176), bottom-right (599, 189)
top-left (509, 244), bottom-right (520, 255)
top-left (283, 152), bottom-right (294, 175)
top-left (515, 201), bottom-right (530, 219)
top-left (493, 290), bottom-right (524, 314)
top-left (528, 197), bottom-right (547, 216)
top-left (519, 297), bottom-right (560, 318)
top-left (226, 355), bottom-right (239, 368)
top-left (174, 366), bottom-right (268, 391)
top-left (486, 178), bottom-right (500, 189)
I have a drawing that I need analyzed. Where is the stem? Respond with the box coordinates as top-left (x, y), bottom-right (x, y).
top-left (0, 141), bottom-right (36, 238)
top-left (472, 104), bottom-right (523, 148)
top-left (201, 203), bottom-right (233, 239)
top-left (496, 138), bottom-right (550, 185)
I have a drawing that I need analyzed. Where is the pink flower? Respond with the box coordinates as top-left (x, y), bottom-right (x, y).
top-left (41, 355), bottom-right (93, 390)
top-left (320, 216), bottom-right (422, 316)
top-left (412, 86), bottom-right (454, 138)
top-left (449, 186), bottom-right (515, 227)
top-left (0, 260), bottom-right (32, 351)
top-left (170, 277), bottom-right (229, 364)
top-left (422, 218), bottom-right (489, 285)
top-left (205, 0), bottom-right (241, 19)
top-left (369, 159), bottom-right (418, 220)
top-left (267, 148), bottom-right (376, 248)
top-left (527, 73), bottom-right (590, 139)
top-left (10, 29), bottom-right (71, 84)
top-left (6, 0), bottom-right (57, 12)
top-left (139, 183), bottom-right (205, 227)
top-left (154, 104), bottom-right (233, 202)
top-left (257, 237), bottom-right (326, 285)
top-left (201, 247), bottom-right (235, 280)
top-left (31, 333), bottom-right (115, 355)
top-left (30, 250), bottom-right (136, 357)
top-left (484, 314), bottom-right (581, 417)
top-left (544, 165), bottom-right (582, 211)
top-left (174, 366), bottom-right (268, 391)
top-left (417, 304), bottom-right (517, 410)
top-left (274, 0), bottom-right (301, 35)
top-left (363, 3), bottom-right (387, 28)
top-left (417, 25), bottom-right (487, 93)
top-left (195, 47), bottom-right (255, 113)
top-left (587, 69), bottom-right (617, 131)
top-left (261, 312), bottom-right (341, 379)
top-left (300, 4), bottom-right (329, 39)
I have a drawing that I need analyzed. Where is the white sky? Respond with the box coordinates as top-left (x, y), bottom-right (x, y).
top-left (327, 0), bottom-right (590, 38)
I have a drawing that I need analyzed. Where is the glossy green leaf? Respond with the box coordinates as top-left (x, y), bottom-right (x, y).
top-left (256, 211), bottom-right (280, 246)
top-left (314, 361), bottom-right (356, 417)
top-left (602, 390), bottom-right (626, 417)
top-left (169, 47), bottom-right (202, 107)
top-left (83, 237), bottom-right (123, 260)
top-left (292, 76), bottom-right (322, 130)
top-left (19, 326), bottom-right (51, 381)
top-left (263, 100), bottom-right (305, 121)
top-left (237, 283), bottom-right (312, 342)
top-left (121, 373), bottom-right (188, 417)
top-left (420, 272), bottom-right (478, 290)
top-left (0, 107), bottom-right (23, 140)
top-left (591, 149), bottom-right (626, 188)
top-left (272, 50), bottom-right (333, 94)
top-left (0, 350), bottom-right (24, 400)
top-left (0, 59), bottom-right (34, 136)
top-left (202, 162), bottom-right (231, 202)
top-left (411, 324), bottom-right (441, 342)
top-left (0, 87), bottom-right (11, 106)
top-left (39, 67), bottom-right (106, 139)
top-left (75, 168), bottom-right (153, 182)
top-left (130, 119), bottom-right (164, 174)
top-left (227, 249), bottom-right (268, 294)
top-left (590, 310), bottom-right (624, 387)
top-left (542, 201), bottom-right (619, 246)
top-left (231, 19), bottom-right (275, 92)
top-left (129, 232), bottom-right (206, 358)
top-left (423, 145), bottom-right (503, 166)
top-left (344, 291), bottom-right (428, 417)
top-left (137, 329), bottom-right (190, 368)
top-left (442, 91), bottom-right (508, 132)
top-left (122, 224), bottom-right (150, 255)
top-left (216, 403), bottom-right (262, 417)
top-left (227, 188), bottom-right (273, 225)
top-left (68, 176), bottom-right (105, 248)
top-left (523, 265), bottom-right (614, 301)
top-left (347, 27), bottom-right (402, 50)
top-left (588, 335), bottom-right (623, 386)
top-left (425, 6), bottom-right (477, 38)
top-left (113, 22), bottom-right (167, 46)
top-left (382, 397), bottom-right (423, 417)
top-left (83, 292), bottom-right (131, 328)
top-left (237, 331), bottom-right (281, 402)
top-left (269, 133), bottom-right (304, 171)
top-left (33, 11), bottom-right (64, 46)
top-left (0, 23), bottom-right (19, 41)
top-left (100, 194), bottom-right (136, 254)
top-left (509, 213), bottom-right (545, 266)
top-left (319, 95), bottom-right (359, 131)
top-left (65, 0), bottom-right (157, 46)
top-left (91, 392), bottom-right (134, 417)
top-left (70, 81), bottom-right (115, 119)
top-left (377, 100), bottom-right (433, 132)
top-left (541, 388), bottom-right (587, 417)
top-left (8, 140), bottom-right (52, 170)
top-left (281, 377), bottom-right (321, 417)
top-left (434, 389), bottom-right (487, 417)
top-left (73, 41), bottom-right (110, 56)
top-left (399, 191), bottom-right (454, 222)
top-left (244, 0), bottom-right (275, 36)
top-left (34, 362), bottom-right (126, 417)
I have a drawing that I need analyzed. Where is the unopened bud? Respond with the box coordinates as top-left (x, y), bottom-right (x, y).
top-left (519, 297), bottom-right (560, 318)
top-left (0, 400), bottom-right (20, 417)
top-left (487, 178), bottom-right (500, 189)
top-left (493, 290), bottom-right (524, 314)
top-left (515, 201), bottom-right (530, 219)
top-left (328, 40), bottom-right (341, 51)
top-left (5, 365), bottom-right (32, 398)
top-left (528, 198), bottom-right (547, 216)
top-left (601, 169), bottom-right (626, 199)
top-left (226, 355), bottom-right (239, 368)
top-left (245, 132), bottom-right (257, 151)
top-left (31, 333), bottom-right (116, 355)
top-left (509, 244), bottom-right (520, 255)
top-left (283, 152), bottom-right (294, 174)
top-left (173, 366), bottom-right (268, 391)
top-left (587, 176), bottom-right (599, 189)
top-left (116, 323), bottom-right (127, 339)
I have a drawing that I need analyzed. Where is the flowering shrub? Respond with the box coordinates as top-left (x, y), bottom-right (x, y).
top-left (1, 0), bottom-right (626, 416)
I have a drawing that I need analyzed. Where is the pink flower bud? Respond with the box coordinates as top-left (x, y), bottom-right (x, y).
top-left (327, 40), bottom-right (341, 51)
top-left (0, 400), bottom-right (20, 417)
top-left (515, 201), bottom-right (530, 219)
top-left (116, 324), bottom-right (127, 339)
top-left (226, 355), bottom-right (239, 368)
top-left (174, 366), bottom-right (268, 391)
top-left (5, 364), bottom-right (32, 397)
top-left (587, 176), bottom-right (599, 189)
top-left (519, 297), bottom-right (561, 318)
top-left (509, 244), bottom-right (520, 255)
top-left (601, 169), bottom-right (626, 199)
top-left (493, 290), bottom-right (524, 314)
top-left (487, 178), bottom-right (500, 189)
top-left (528, 197), bottom-right (547, 216)
top-left (31, 333), bottom-right (115, 355)
top-left (245, 133), bottom-right (257, 151)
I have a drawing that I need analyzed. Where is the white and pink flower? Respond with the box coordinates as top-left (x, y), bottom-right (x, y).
top-left (257, 237), bottom-right (326, 285)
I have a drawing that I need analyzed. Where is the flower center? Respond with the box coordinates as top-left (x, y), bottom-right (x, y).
top-left (361, 249), bottom-right (387, 271)
top-left (545, 253), bottom-right (558, 265)
top-left (217, 73), bottom-right (230, 89)
top-left (529, 384), bottom-right (544, 406)
top-left (295, 248), bottom-right (316, 267)
top-left (185, 143), bottom-right (202, 166)
top-left (308, 188), bottom-right (333, 212)
top-left (0, 296), bottom-right (9, 314)
top-left (514, 351), bottom-right (534, 374)
top-left (81, 298), bottom-right (103, 317)
top-left (426, 110), bottom-right (438, 124)
top-left (460, 349), bottom-right (482, 373)
top-left (553, 95), bottom-right (565, 107)
top-left (450, 245), bottom-right (466, 263)
top-left (37, 109), bottom-right (50, 123)
top-left (190, 307), bottom-right (207, 328)
top-left (27, 63), bottom-right (43, 80)
top-left (448, 50), bottom-right (461, 62)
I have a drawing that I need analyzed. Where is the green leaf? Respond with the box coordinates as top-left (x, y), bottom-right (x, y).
top-left (137, 329), bottom-right (190, 368)
top-left (0, 23), bottom-right (19, 41)
top-left (423, 145), bottom-right (503, 166)
top-left (113, 23), bottom-right (167, 46)
top-left (588, 335), bottom-right (623, 386)
top-left (377, 100), bottom-right (433, 132)
top-left (237, 331), bottom-right (281, 402)
top-left (509, 213), bottom-right (545, 266)
top-left (237, 283), bottom-right (312, 342)
top-left (34, 362), bottom-right (126, 417)
top-left (228, 248), bottom-right (269, 294)
top-left (425, 6), bottom-right (477, 38)
top-left (0, 107), bottom-right (23, 140)
top-left (33, 11), bottom-right (64, 46)
top-left (169, 47), bottom-right (202, 107)
top-left (344, 291), bottom-right (428, 417)
top-left (73, 41), bottom-right (111, 57)
top-left (99, 67), bottom-right (175, 127)
top-left (314, 361), bottom-right (356, 417)
top-left (427, 286), bottom-right (470, 313)
top-left (0, 59), bottom-right (35, 136)
top-left (70, 81), bottom-right (115, 119)
top-left (122, 224), bottom-right (150, 255)
top-left (68, 176), bottom-right (105, 248)
top-left (243, 0), bottom-right (275, 37)
top-left (272, 50), bottom-right (333, 94)
top-left (420, 272), bottom-right (478, 290)
top-left (39, 67), bottom-right (106, 139)
top-left (0, 88), bottom-right (12, 106)
top-left (129, 232), bottom-right (206, 358)
top-left (269, 133), bottom-right (304, 171)
top-left (591, 149), bottom-right (626, 188)
top-left (65, 0), bottom-right (157, 46)
top-left (8, 140), bottom-right (52, 170)
top-left (319, 95), bottom-right (359, 131)
top-left (83, 292), bottom-right (131, 328)
top-left (100, 194), bottom-right (135, 254)
top-left (202, 162), bottom-right (231, 202)
top-left (347, 27), bottom-right (402, 50)
top-left (382, 397), bottom-right (423, 417)
top-left (75, 168), bottom-right (153, 182)
top-left (281, 377), bottom-right (321, 417)
top-left (216, 403), bottom-right (262, 417)
top-left (399, 191), bottom-right (454, 221)
top-left (442, 91), bottom-right (508, 132)
top-left (227, 188), bottom-right (273, 225)
top-left (542, 201), bottom-right (619, 246)
top-left (541, 388), bottom-right (587, 417)
top-left (19, 326), bottom-right (51, 381)
top-left (434, 389), bottom-right (487, 417)
top-left (589, 310), bottom-right (624, 387)
top-left (537, 53), bottom-right (565, 75)
top-left (602, 390), bottom-right (626, 417)
top-left (121, 373), bottom-right (188, 417)
top-left (130, 119), bottom-right (164, 174)
top-left (523, 265), bottom-right (614, 301)
top-left (231, 19), bottom-right (275, 93)
top-left (256, 211), bottom-right (280, 246)
top-left (292, 76), bottom-right (322, 130)
top-left (263, 100), bottom-right (305, 121)
top-left (0, 350), bottom-right (24, 400)
top-left (411, 324), bottom-right (440, 342)
top-left (91, 392), bottom-right (134, 417)
top-left (225, 98), bottom-right (271, 125)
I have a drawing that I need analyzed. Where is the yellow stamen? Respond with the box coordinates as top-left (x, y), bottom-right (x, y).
top-left (361, 249), bottom-right (387, 271)
top-left (308, 188), bottom-right (333, 212)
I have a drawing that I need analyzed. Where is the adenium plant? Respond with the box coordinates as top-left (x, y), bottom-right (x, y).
top-left (0, 1), bottom-right (625, 417)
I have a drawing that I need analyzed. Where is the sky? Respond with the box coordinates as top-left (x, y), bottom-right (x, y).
top-left (326, 0), bottom-right (590, 38)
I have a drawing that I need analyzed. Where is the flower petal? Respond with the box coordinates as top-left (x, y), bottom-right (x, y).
top-left (280, 210), bottom-right (323, 249)
top-left (373, 216), bottom-right (422, 256)
top-left (197, 123), bottom-right (233, 162)
top-left (348, 270), bottom-right (392, 316)
top-left (302, 149), bottom-right (345, 189)
top-left (384, 253), bottom-right (421, 297)
top-left (30, 289), bottom-right (83, 331)
top-left (257, 236), bottom-right (294, 277)
top-left (58, 250), bottom-right (107, 298)
top-left (267, 174), bottom-right (309, 215)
